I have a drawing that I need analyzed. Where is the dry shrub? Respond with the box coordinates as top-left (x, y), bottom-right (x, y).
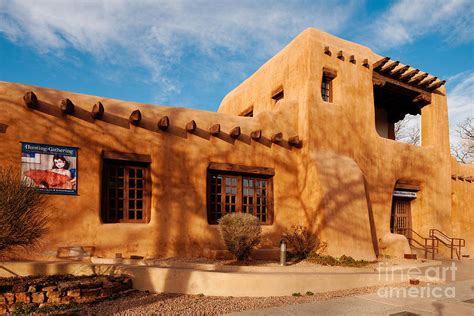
top-left (283, 225), bottom-right (319, 259)
top-left (218, 213), bottom-right (261, 261)
top-left (0, 167), bottom-right (49, 254)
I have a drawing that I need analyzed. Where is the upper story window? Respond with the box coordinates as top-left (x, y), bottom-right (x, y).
top-left (207, 163), bottom-right (274, 225)
top-left (240, 105), bottom-right (254, 117)
top-left (272, 87), bottom-right (284, 103)
top-left (101, 151), bottom-right (151, 223)
top-left (321, 68), bottom-right (337, 103)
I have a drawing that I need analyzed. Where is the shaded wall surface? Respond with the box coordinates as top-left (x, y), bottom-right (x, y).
top-left (0, 28), bottom-right (472, 261)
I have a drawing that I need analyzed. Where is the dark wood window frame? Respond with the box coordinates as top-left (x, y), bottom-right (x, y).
top-left (272, 87), bottom-right (284, 103)
top-left (321, 67), bottom-right (337, 103)
top-left (101, 151), bottom-right (151, 224)
top-left (207, 163), bottom-right (274, 225)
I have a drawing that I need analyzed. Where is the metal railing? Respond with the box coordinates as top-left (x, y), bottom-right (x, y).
top-left (429, 229), bottom-right (465, 260)
top-left (397, 228), bottom-right (438, 259)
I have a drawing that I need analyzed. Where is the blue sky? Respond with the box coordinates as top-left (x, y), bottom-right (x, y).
top-left (0, 0), bottom-right (472, 134)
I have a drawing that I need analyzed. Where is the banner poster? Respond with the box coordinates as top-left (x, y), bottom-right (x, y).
top-left (21, 142), bottom-right (78, 195)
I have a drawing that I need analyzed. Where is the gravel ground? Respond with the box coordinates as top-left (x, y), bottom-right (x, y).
top-left (78, 283), bottom-right (423, 315)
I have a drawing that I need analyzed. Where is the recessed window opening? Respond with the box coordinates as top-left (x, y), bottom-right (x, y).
top-left (272, 88), bottom-right (284, 103)
top-left (101, 152), bottom-right (151, 224)
top-left (374, 79), bottom-right (428, 145)
top-left (207, 163), bottom-right (274, 225)
top-left (240, 105), bottom-right (254, 117)
top-left (321, 68), bottom-right (337, 103)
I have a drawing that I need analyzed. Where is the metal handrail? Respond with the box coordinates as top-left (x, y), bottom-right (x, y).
top-left (429, 229), bottom-right (466, 259)
top-left (397, 228), bottom-right (438, 259)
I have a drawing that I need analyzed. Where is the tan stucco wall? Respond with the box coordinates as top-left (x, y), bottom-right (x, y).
top-left (0, 28), bottom-right (471, 261)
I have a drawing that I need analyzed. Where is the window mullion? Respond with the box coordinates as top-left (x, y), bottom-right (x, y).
top-left (237, 176), bottom-right (243, 213)
top-left (124, 166), bottom-right (129, 223)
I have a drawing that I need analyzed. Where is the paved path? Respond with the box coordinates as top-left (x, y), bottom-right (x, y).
top-left (230, 260), bottom-right (474, 316)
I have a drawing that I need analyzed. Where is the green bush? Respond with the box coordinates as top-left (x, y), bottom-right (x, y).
top-left (306, 253), bottom-right (369, 267)
top-left (0, 167), bottom-right (48, 255)
top-left (218, 213), bottom-right (261, 261)
top-left (283, 225), bottom-right (319, 260)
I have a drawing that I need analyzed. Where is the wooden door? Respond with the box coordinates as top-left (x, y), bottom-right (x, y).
top-left (392, 198), bottom-right (412, 237)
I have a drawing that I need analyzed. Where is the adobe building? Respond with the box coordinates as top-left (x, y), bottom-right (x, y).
top-left (0, 28), bottom-right (472, 261)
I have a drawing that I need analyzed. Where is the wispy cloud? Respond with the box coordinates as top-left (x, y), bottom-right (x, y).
top-left (0, 0), bottom-right (358, 102)
top-left (447, 71), bottom-right (474, 145)
top-left (367, 0), bottom-right (474, 50)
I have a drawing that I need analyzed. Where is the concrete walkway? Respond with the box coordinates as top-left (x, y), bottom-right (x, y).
top-left (230, 260), bottom-right (474, 315)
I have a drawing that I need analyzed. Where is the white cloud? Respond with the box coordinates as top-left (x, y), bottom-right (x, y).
top-left (0, 0), bottom-right (358, 102)
top-left (447, 72), bottom-right (474, 146)
top-left (368, 0), bottom-right (474, 50)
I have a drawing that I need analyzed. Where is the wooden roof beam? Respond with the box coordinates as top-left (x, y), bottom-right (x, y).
top-left (186, 120), bottom-right (196, 133)
top-left (91, 102), bottom-right (104, 120)
top-left (158, 116), bottom-right (170, 131)
top-left (409, 73), bottom-right (429, 85)
top-left (399, 69), bottom-right (420, 82)
top-left (373, 57), bottom-right (390, 70)
top-left (210, 124), bottom-right (220, 136)
top-left (324, 46), bottom-right (332, 56)
top-left (288, 136), bottom-right (302, 148)
top-left (251, 129), bottom-right (262, 140)
top-left (380, 61), bottom-right (399, 73)
top-left (129, 110), bottom-right (142, 125)
top-left (337, 51), bottom-right (344, 61)
top-left (390, 65), bottom-right (410, 78)
top-left (23, 91), bottom-right (38, 109)
top-left (230, 126), bottom-right (241, 139)
top-left (428, 80), bottom-right (446, 91)
top-left (362, 59), bottom-right (370, 68)
top-left (349, 55), bottom-right (356, 64)
top-left (60, 99), bottom-right (74, 115)
top-left (271, 132), bottom-right (283, 143)
top-left (418, 77), bottom-right (437, 88)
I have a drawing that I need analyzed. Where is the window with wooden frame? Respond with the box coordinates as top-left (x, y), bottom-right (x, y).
top-left (239, 105), bottom-right (254, 117)
top-left (271, 87), bottom-right (284, 103)
top-left (101, 151), bottom-right (151, 223)
top-left (207, 163), bottom-right (274, 225)
top-left (321, 68), bottom-right (337, 102)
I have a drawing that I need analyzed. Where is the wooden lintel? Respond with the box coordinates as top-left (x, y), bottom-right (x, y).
top-left (428, 80), bottom-right (446, 91)
top-left (337, 51), bottom-right (344, 61)
top-left (158, 116), bottom-right (170, 130)
top-left (419, 77), bottom-right (437, 88)
top-left (23, 91), bottom-right (38, 109)
top-left (380, 61), bottom-right (399, 73)
top-left (349, 55), bottom-right (356, 64)
top-left (129, 110), bottom-right (142, 125)
top-left (451, 174), bottom-right (457, 180)
top-left (91, 102), bottom-right (104, 120)
top-left (102, 150), bottom-right (151, 163)
top-left (412, 93), bottom-right (431, 105)
top-left (391, 65), bottom-right (410, 78)
top-left (324, 46), bottom-right (332, 56)
top-left (59, 99), bottom-right (75, 115)
top-left (373, 57), bottom-right (390, 70)
top-left (230, 126), bottom-right (241, 139)
top-left (373, 72), bottom-right (431, 97)
top-left (208, 162), bottom-right (275, 176)
top-left (251, 129), bottom-right (262, 140)
top-left (210, 124), bottom-right (221, 136)
top-left (271, 132), bottom-right (283, 143)
top-left (362, 59), bottom-right (370, 68)
top-left (399, 69), bottom-right (420, 82)
top-left (409, 73), bottom-right (429, 85)
top-left (185, 120), bottom-right (196, 133)
top-left (458, 175), bottom-right (466, 180)
top-left (373, 74), bottom-right (386, 87)
top-left (288, 135), bottom-right (302, 148)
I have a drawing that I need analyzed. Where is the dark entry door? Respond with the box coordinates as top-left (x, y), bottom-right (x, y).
top-left (391, 198), bottom-right (412, 237)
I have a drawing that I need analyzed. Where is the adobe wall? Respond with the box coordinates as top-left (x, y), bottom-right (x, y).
top-left (218, 28), bottom-right (462, 257)
top-left (450, 159), bottom-right (474, 255)
top-left (0, 28), bottom-right (470, 262)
